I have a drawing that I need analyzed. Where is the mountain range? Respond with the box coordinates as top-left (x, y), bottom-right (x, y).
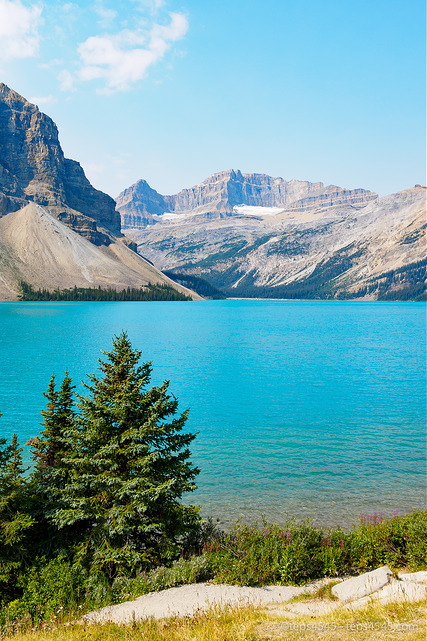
top-left (117, 174), bottom-right (425, 300)
top-left (0, 83), bottom-right (424, 302)
top-left (117, 169), bottom-right (377, 228)
top-left (0, 84), bottom-right (198, 300)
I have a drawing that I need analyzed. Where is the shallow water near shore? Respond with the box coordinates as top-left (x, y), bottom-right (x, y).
top-left (0, 300), bottom-right (425, 529)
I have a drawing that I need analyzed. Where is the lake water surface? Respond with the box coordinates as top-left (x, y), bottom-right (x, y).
top-left (0, 300), bottom-right (425, 528)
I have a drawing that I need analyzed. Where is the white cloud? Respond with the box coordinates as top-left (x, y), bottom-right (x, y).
top-left (131, 0), bottom-right (164, 12)
top-left (58, 69), bottom-right (76, 92)
top-left (94, 2), bottom-right (118, 28)
top-left (0, 0), bottom-right (42, 59)
top-left (75, 11), bottom-right (188, 93)
top-left (62, 3), bottom-right (77, 12)
top-left (28, 94), bottom-right (57, 106)
top-left (39, 58), bottom-right (63, 69)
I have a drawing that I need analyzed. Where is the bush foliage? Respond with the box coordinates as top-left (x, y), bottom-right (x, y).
top-left (204, 511), bottom-right (427, 586)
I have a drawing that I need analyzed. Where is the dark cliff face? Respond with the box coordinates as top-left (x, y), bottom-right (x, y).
top-left (0, 83), bottom-right (121, 243)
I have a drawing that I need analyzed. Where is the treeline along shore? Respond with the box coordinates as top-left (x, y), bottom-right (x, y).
top-left (18, 281), bottom-right (192, 302)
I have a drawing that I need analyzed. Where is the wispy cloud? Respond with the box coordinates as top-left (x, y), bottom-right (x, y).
top-left (29, 94), bottom-right (57, 106)
top-left (0, 0), bottom-right (42, 59)
top-left (94, 1), bottom-right (118, 28)
top-left (131, 0), bottom-right (165, 12)
top-left (62, 11), bottom-right (188, 93)
top-left (58, 69), bottom-right (76, 92)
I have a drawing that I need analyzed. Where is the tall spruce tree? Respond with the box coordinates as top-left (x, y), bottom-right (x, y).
top-left (53, 332), bottom-right (200, 576)
top-left (27, 372), bottom-right (76, 555)
top-left (28, 371), bottom-right (75, 472)
top-left (30, 371), bottom-right (76, 486)
top-left (0, 428), bottom-right (34, 600)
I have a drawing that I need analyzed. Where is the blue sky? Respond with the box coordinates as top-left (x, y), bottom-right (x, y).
top-left (0, 0), bottom-right (425, 197)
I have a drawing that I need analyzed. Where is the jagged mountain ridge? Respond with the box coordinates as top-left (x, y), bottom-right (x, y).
top-left (117, 169), bottom-right (377, 229)
top-left (0, 83), bottom-right (120, 245)
top-left (123, 185), bottom-right (426, 300)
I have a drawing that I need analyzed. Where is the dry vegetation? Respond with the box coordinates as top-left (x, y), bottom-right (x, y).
top-left (6, 599), bottom-right (425, 641)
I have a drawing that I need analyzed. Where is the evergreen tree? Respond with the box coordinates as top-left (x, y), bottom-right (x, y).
top-left (0, 428), bottom-right (34, 601)
top-left (29, 371), bottom-right (75, 478)
top-left (53, 332), bottom-right (200, 576)
top-left (27, 373), bottom-right (76, 555)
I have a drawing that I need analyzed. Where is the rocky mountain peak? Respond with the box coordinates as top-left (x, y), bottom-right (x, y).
top-left (117, 170), bottom-right (378, 230)
top-left (118, 179), bottom-right (168, 228)
top-left (0, 83), bottom-right (121, 244)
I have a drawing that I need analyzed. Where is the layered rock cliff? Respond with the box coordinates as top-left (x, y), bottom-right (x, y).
top-left (0, 83), bottom-right (120, 244)
top-left (117, 169), bottom-right (378, 229)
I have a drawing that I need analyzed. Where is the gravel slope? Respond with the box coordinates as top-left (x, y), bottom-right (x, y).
top-left (0, 203), bottom-right (200, 300)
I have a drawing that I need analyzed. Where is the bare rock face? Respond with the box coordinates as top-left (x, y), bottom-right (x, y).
top-left (119, 179), bottom-right (169, 228)
top-left (0, 83), bottom-right (120, 244)
top-left (117, 169), bottom-right (378, 229)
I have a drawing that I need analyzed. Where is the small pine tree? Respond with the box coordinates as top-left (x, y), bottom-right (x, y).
top-left (53, 332), bottom-right (200, 577)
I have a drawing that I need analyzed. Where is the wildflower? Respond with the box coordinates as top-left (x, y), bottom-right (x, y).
top-left (286, 531), bottom-right (291, 540)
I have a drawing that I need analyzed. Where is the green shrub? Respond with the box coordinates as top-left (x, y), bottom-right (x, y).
top-left (346, 513), bottom-right (406, 570)
top-left (1, 510), bottom-right (425, 630)
top-left (205, 511), bottom-right (427, 586)
top-left (0, 556), bottom-right (86, 626)
top-left (206, 520), bottom-right (335, 586)
top-left (180, 517), bottom-right (224, 556)
top-left (403, 510), bottom-right (427, 569)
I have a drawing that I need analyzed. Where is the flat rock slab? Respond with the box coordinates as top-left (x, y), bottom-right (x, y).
top-left (347, 579), bottom-right (427, 610)
top-left (397, 571), bottom-right (427, 584)
top-left (332, 566), bottom-right (393, 603)
top-left (80, 583), bottom-right (311, 625)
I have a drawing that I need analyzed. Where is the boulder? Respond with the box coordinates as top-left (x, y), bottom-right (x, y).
top-left (397, 571), bottom-right (426, 584)
top-left (347, 579), bottom-right (427, 609)
top-left (332, 567), bottom-right (393, 603)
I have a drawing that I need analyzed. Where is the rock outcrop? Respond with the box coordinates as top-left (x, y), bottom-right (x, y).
top-left (0, 83), bottom-right (120, 244)
top-left (117, 169), bottom-right (378, 229)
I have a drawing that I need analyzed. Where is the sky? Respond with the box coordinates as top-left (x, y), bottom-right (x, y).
top-left (0, 0), bottom-right (425, 198)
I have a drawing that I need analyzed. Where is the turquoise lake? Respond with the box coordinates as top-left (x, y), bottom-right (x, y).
top-left (0, 300), bottom-right (425, 529)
